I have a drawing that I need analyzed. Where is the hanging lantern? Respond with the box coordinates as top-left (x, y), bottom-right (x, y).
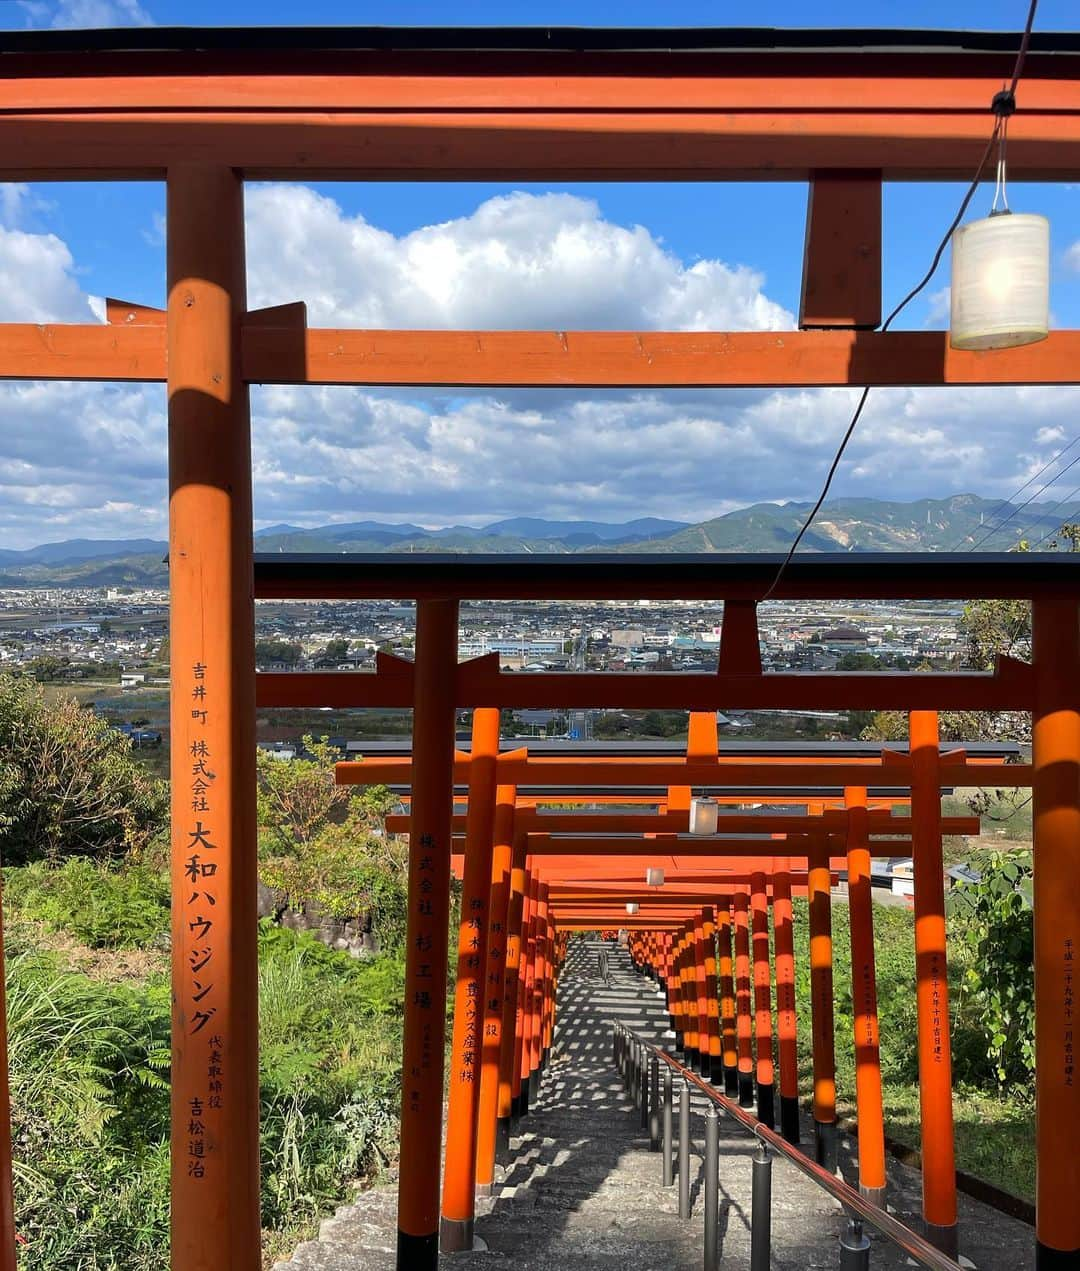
top-left (950, 212), bottom-right (1049, 351)
top-left (646, 867), bottom-right (665, 887)
top-left (626, 902), bottom-right (640, 915)
top-left (689, 795), bottom-right (718, 836)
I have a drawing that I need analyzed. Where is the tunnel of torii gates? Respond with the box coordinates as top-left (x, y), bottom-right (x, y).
top-left (1, 20), bottom-right (1080, 1271)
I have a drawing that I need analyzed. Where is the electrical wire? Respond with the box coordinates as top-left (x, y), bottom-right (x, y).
top-left (948, 431), bottom-right (1080, 549)
top-left (1017, 476), bottom-right (1080, 550)
top-left (759, 0), bottom-right (1040, 603)
top-left (967, 447), bottom-right (1080, 551)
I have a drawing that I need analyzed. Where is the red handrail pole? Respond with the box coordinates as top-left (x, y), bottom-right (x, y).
top-left (167, 164), bottom-right (260, 1271)
top-left (773, 862), bottom-right (800, 1145)
top-left (475, 783), bottom-right (517, 1193)
top-left (846, 785), bottom-right (887, 1206)
top-left (909, 711), bottom-right (958, 1256)
top-left (733, 886), bottom-right (755, 1107)
top-left (751, 869), bottom-right (775, 1129)
top-left (807, 831), bottom-right (837, 1171)
top-left (717, 895), bottom-right (739, 1098)
top-left (1032, 598), bottom-right (1080, 1265)
top-left (441, 707), bottom-right (500, 1252)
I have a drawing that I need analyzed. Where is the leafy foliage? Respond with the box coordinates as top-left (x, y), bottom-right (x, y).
top-left (3, 859), bottom-right (170, 949)
top-left (949, 852), bottom-right (1035, 1087)
top-left (258, 738), bottom-right (407, 943)
top-left (0, 675), bottom-right (167, 866)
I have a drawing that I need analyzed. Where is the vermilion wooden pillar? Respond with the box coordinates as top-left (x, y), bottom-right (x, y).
top-left (717, 897), bottom-right (739, 1098)
top-left (807, 830), bottom-right (837, 1171)
top-left (475, 783), bottom-right (517, 1193)
top-left (701, 906), bottom-right (722, 1084)
top-left (750, 870), bottom-right (775, 1128)
top-left (441, 707), bottom-right (500, 1252)
top-left (529, 880), bottom-right (550, 1099)
top-left (496, 835), bottom-right (528, 1149)
top-left (517, 872), bottom-right (539, 1116)
top-left (772, 863), bottom-right (800, 1144)
top-left (845, 786), bottom-right (887, 1206)
top-left (167, 165), bottom-right (260, 1271)
top-left (799, 170), bottom-right (882, 329)
top-left (733, 887), bottom-right (755, 1107)
top-left (693, 913), bottom-right (709, 1075)
top-left (909, 711), bottom-right (958, 1257)
top-left (682, 919), bottom-right (699, 1064)
top-left (396, 598), bottom-right (459, 1270)
top-left (1032, 598), bottom-right (1080, 1268)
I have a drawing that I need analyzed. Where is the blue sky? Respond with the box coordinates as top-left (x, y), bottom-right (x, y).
top-left (0, 0), bottom-right (1078, 547)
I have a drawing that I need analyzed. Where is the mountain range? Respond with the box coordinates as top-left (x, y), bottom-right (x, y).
top-left (2, 495), bottom-right (1076, 587)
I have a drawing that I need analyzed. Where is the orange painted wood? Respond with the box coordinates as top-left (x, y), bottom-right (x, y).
top-left (496, 837), bottom-right (528, 1128)
top-left (909, 711), bottom-right (957, 1239)
top-left (1032, 598), bottom-right (1080, 1257)
top-left (733, 889), bottom-right (754, 1085)
top-left (0, 323), bottom-right (166, 381)
top-left (701, 906), bottom-right (721, 1067)
top-left (772, 866), bottom-right (799, 1102)
top-left (751, 871), bottom-right (775, 1089)
top-left (717, 899), bottom-right (737, 1077)
top-left (807, 831), bottom-right (837, 1130)
top-left (166, 164), bottom-right (260, 1271)
top-left (800, 171), bottom-right (882, 329)
top-left (475, 783), bottom-right (516, 1190)
top-left (243, 328), bottom-right (1080, 390)
top-left (396, 599), bottom-right (459, 1254)
top-left (845, 786), bottom-right (887, 1199)
top-left (441, 708), bottom-right (500, 1243)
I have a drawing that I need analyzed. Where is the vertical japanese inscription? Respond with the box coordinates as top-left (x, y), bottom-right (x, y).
top-left (407, 837), bottom-right (437, 1116)
top-left (184, 661), bottom-right (221, 1179)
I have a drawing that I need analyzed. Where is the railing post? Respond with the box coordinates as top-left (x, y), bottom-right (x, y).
top-left (839, 1216), bottom-right (871, 1270)
top-left (704, 1104), bottom-right (720, 1271)
top-left (662, 1067), bottom-right (674, 1186)
top-left (649, 1054), bottom-right (661, 1149)
top-left (678, 1079), bottom-right (691, 1219)
top-left (750, 1140), bottom-right (772, 1271)
top-left (639, 1044), bottom-right (650, 1129)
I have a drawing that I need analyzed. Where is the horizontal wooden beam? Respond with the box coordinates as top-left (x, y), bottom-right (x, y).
top-left (258, 657), bottom-right (1033, 713)
top-left (4, 324), bottom-right (1080, 390)
top-left (1, 47), bottom-right (1078, 179)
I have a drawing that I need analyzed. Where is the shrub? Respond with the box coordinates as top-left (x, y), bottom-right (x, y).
top-left (0, 675), bottom-right (167, 865)
top-left (4, 859), bottom-right (171, 949)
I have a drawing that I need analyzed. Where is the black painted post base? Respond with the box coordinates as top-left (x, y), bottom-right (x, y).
top-left (496, 1115), bottom-right (510, 1156)
top-left (724, 1064), bottom-right (739, 1099)
top-left (814, 1118), bottom-right (837, 1174)
top-left (674, 1032), bottom-right (684, 1055)
top-left (780, 1095), bottom-right (801, 1145)
top-left (397, 1229), bottom-right (437, 1271)
top-left (1036, 1242), bottom-right (1080, 1268)
top-left (698, 1047), bottom-right (710, 1077)
top-left (924, 1221), bottom-right (958, 1260)
top-left (528, 1067), bottom-right (539, 1103)
top-left (738, 1070), bottom-right (755, 1107)
top-left (440, 1215), bottom-right (473, 1254)
top-left (668, 1014), bottom-right (677, 1034)
top-left (756, 1080), bottom-right (775, 1130)
top-left (710, 1054), bottom-right (725, 1085)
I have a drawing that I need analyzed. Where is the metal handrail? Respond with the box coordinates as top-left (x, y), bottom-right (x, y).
top-left (618, 1021), bottom-right (963, 1271)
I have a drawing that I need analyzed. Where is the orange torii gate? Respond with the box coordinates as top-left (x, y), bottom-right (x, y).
top-left (0, 22), bottom-right (1079, 1271)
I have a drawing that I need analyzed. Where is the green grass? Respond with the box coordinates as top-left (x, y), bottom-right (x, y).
top-left (790, 896), bottom-right (1034, 1202)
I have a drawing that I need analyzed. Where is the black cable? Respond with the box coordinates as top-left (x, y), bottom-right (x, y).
top-left (759, 0), bottom-right (1039, 603)
top-left (968, 447), bottom-right (1080, 551)
top-left (949, 431), bottom-right (1080, 550)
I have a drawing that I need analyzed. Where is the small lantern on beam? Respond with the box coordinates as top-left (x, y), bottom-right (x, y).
top-left (646, 867), bottom-right (665, 888)
top-left (626, 902), bottom-right (640, 916)
top-left (689, 796), bottom-right (718, 836)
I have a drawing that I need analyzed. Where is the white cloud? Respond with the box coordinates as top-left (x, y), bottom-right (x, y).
top-left (17, 0), bottom-right (153, 27)
top-left (1065, 241), bottom-right (1080, 274)
top-left (245, 187), bottom-right (794, 332)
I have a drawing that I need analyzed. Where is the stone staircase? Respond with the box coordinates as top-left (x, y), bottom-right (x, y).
top-left (276, 937), bottom-right (1034, 1271)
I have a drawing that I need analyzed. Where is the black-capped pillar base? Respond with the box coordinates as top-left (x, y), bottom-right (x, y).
top-left (1037, 1243), bottom-right (1080, 1268)
top-left (738, 1070), bottom-right (755, 1107)
top-left (710, 1054), bottom-right (725, 1085)
top-left (496, 1115), bottom-right (511, 1156)
top-left (397, 1230), bottom-right (437, 1271)
top-left (780, 1095), bottom-right (801, 1144)
top-left (756, 1080), bottom-right (775, 1129)
top-left (439, 1216), bottom-right (474, 1254)
top-left (923, 1222), bottom-right (958, 1259)
top-left (814, 1118), bottom-right (837, 1174)
top-left (724, 1064), bottom-right (739, 1098)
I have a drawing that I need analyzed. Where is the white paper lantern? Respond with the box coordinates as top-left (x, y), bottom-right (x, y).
top-left (626, 902), bottom-right (640, 915)
top-left (950, 212), bottom-right (1049, 351)
top-left (689, 796), bottom-right (718, 836)
top-left (645, 867), bottom-right (665, 887)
